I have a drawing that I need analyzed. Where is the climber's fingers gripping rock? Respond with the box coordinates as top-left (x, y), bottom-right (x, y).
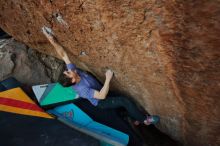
top-left (42, 27), bottom-right (55, 43)
top-left (105, 69), bottom-right (114, 81)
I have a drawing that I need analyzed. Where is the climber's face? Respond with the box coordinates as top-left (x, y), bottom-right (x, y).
top-left (63, 70), bottom-right (80, 83)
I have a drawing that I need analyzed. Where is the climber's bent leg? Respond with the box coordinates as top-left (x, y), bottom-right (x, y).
top-left (97, 96), bottom-right (146, 122)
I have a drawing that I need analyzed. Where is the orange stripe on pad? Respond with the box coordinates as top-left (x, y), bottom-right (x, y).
top-left (0, 88), bottom-right (35, 103)
top-left (0, 87), bottom-right (53, 119)
top-left (0, 104), bottom-right (53, 119)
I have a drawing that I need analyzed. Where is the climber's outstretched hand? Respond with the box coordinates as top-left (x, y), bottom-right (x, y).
top-left (105, 69), bottom-right (114, 82)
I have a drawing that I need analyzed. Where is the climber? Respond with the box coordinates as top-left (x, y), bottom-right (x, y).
top-left (42, 27), bottom-right (159, 126)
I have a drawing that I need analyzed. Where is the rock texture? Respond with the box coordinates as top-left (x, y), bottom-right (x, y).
top-left (0, 38), bottom-right (180, 146)
top-left (0, 0), bottom-right (220, 146)
top-left (0, 39), bottom-right (64, 85)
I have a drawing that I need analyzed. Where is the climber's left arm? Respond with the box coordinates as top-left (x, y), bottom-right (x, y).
top-left (52, 42), bottom-right (71, 65)
top-left (43, 29), bottom-right (71, 65)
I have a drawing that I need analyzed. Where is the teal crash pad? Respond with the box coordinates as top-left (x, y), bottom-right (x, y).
top-left (37, 83), bottom-right (79, 106)
top-left (40, 83), bottom-right (56, 102)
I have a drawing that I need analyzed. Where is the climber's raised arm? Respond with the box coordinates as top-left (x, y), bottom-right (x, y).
top-left (42, 28), bottom-right (71, 65)
top-left (93, 70), bottom-right (113, 99)
top-left (50, 40), bottom-right (71, 65)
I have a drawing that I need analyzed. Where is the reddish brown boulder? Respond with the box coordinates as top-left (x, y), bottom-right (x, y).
top-left (0, 0), bottom-right (219, 145)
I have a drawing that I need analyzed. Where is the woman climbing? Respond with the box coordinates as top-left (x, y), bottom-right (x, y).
top-left (42, 27), bottom-right (159, 126)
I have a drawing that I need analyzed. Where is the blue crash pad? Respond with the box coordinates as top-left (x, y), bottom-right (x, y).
top-left (48, 103), bottom-right (129, 146)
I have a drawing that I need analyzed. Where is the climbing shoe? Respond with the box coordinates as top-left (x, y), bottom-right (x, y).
top-left (144, 115), bottom-right (160, 125)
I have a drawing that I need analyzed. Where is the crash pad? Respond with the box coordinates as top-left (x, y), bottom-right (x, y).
top-left (39, 83), bottom-right (56, 102)
top-left (0, 78), bottom-right (100, 146)
top-left (86, 122), bottom-right (129, 145)
top-left (73, 98), bottom-right (143, 146)
top-left (38, 83), bottom-right (79, 107)
top-left (49, 103), bottom-right (93, 127)
top-left (0, 77), bottom-right (21, 92)
top-left (48, 103), bottom-right (129, 146)
top-left (32, 84), bottom-right (48, 102)
top-left (0, 88), bottom-right (52, 119)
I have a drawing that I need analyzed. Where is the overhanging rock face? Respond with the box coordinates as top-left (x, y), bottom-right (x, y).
top-left (0, 0), bottom-right (219, 146)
